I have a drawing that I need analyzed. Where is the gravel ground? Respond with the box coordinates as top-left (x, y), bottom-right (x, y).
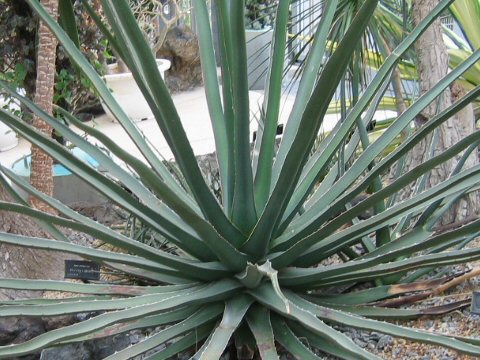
top-left (316, 252), bottom-right (480, 359)
top-left (371, 239), bottom-right (480, 360)
top-left (51, 205), bottom-right (480, 359)
top-left (126, 234), bottom-right (480, 360)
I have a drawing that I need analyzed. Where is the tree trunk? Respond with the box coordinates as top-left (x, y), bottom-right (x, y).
top-left (398, 0), bottom-right (478, 224)
top-left (30, 0), bottom-right (58, 213)
top-left (0, 186), bottom-right (64, 301)
top-left (0, 0), bottom-right (65, 301)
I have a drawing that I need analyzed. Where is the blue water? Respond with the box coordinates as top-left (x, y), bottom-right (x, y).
top-left (12, 147), bottom-right (100, 177)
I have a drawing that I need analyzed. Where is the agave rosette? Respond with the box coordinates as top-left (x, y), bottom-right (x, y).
top-left (0, 0), bottom-right (479, 359)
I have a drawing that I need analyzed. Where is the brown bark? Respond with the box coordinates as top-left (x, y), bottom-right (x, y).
top-left (30, 0), bottom-right (59, 213)
top-left (397, 0), bottom-right (478, 224)
top-left (0, 186), bottom-right (64, 300)
top-left (391, 67), bottom-right (407, 116)
top-left (379, 36), bottom-right (407, 116)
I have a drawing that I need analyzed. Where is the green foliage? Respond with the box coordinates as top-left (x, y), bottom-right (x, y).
top-left (245, 0), bottom-right (277, 29)
top-left (0, 1), bottom-right (36, 96)
top-left (0, 0), bottom-right (106, 113)
top-left (0, 64), bottom-right (27, 118)
top-left (0, 0), bottom-right (480, 359)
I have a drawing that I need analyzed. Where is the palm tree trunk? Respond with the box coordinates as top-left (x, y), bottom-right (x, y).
top-left (30, 0), bottom-right (59, 213)
top-left (0, 186), bottom-right (64, 300)
top-left (401, 0), bottom-right (479, 224)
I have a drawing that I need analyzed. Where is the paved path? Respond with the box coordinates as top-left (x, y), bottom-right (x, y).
top-left (0, 86), bottom-right (394, 169)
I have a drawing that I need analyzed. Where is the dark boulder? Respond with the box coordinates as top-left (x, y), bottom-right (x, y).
top-left (157, 25), bottom-right (203, 92)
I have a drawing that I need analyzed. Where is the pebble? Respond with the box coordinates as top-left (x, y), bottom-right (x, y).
top-left (376, 335), bottom-right (393, 350)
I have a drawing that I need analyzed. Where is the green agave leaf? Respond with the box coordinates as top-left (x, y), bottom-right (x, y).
top-left (0, 278), bottom-right (191, 296)
top-left (304, 275), bottom-right (455, 305)
top-left (0, 279), bottom-right (240, 358)
top-left (0, 79), bottom-right (248, 270)
top-left (278, 0), bottom-right (466, 240)
top-left (246, 305), bottom-right (279, 360)
top-left (0, 232), bottom-right (189, 279)
top-left (287, 320), bottom-right (364, 360)
top-left (287, 292), bottom-right (480, 356)
top-left (273, 160), bottom-right (480, 269)
top-left (0, 172), bottom-right (68, 242)
top-left (349, 64), bottom-right (390, 249)
top-left (271, 0), bottom-right (339, 185)
top-left (0, 201), bottom-right (229, 280)
top-left (100, 0), bottom-right (246, 242)
top-left (191, 295), bottom-right (253, 360)
top-left (253, 0), bottom-right (291, 213)
top-left (63, 305), bottom-right (201, 344)
top-left (306, 299), bottom-right (471, 320)
top-left (250, 284), bottom-right (380, 360)
top-left (0, 296), bottom-right (112, 306)
top-left (104, 304), bottom-right (223, 360)
top-left (0, 108), bottom-right (211, 259)
top-left (228, 0), bottom-right (257, 234)
top-left (214, 0), bottom-right (236, 216)
top-left (243, 0), bottom-right (379, 259)
top-left (58, 0), bottom-right (79, 48)
top-left (0, 288), bottom-right (205, 317)
top-left (271, 316), bottom-right (323, 360)
top-left (142, 323), bottom-right (213, 360)
top-left (192, 0), bottom-right (229, 210)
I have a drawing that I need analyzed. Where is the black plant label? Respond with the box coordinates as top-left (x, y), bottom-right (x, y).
top-left (65, 260), bottom-right (100, 281)
top-left (472, 292), bottom-right (480, 314)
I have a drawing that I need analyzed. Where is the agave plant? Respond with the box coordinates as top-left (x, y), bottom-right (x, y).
top-left (287, 0), bottom-right (480, 117)
top-left (0, 0), bottom-right (480, 359)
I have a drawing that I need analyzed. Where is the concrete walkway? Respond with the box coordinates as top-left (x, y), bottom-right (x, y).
top-left (0, 87), bottom-right (265, 168)
top-left (0, 86), bottom-right (395, 169)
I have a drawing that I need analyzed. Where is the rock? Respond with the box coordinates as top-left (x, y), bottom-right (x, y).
top-left (376, 335), bottom-right (393, 350)
top-left (42, 315), bottom-right (76, 332)
top-left (40, 343), bottom-right (90, 360)
top-left (353, 338), bottom-right (368, 348)
top-left (71, 202), bottom-right (127, 226)
top-left (0, 317), bottom-right (45, 360)
top-left (157, 25), bottom-right (203, 92)
top-left (0, 317), bottom-right (45, 344)
top-left (40, 334), bottom-right (132, 360)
